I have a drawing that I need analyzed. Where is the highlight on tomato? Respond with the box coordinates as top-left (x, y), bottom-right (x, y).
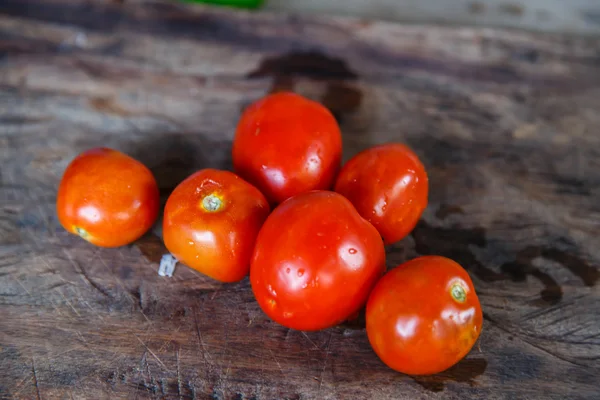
top-left (232, 92), bottom-right (343, 205)
top-left (366, 255), bottom-right (483, 375)
top-left (56, 147), bottom-right (160, 248)
top-left (250, 190), bottom-right (386, 331)
top-left (162, 168), bottom-right (270, 283)
top-left (334, 143), bottom-right (428, 245)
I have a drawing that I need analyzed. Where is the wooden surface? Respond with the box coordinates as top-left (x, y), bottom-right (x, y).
top-left (1, 0), bottom-right (600, 399)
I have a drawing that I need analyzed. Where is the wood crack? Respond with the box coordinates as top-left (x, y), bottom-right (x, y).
top-left (62, 249), bottom-right (110, 298)
top-left (31, 357), bottom-right (42, 400)
top-left (483, 313), bottom-right (589, 368)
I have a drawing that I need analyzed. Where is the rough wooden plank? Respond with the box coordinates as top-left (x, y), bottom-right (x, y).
top-left (0, 1), bottom-right (599, 399)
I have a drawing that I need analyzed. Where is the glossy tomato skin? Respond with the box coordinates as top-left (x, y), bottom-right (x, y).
top-left (56, 147), bottom-right (159, 247)
top-left (334, 143), bottom-right (428, 245)
top-left (163, 169), bottom-right (270, 283)
top-left (250, 190), bottom-right (386, 331)
top-left (232, 92), bottom-right (343, 205)
top-left (366, 256), bottom-right (483, 375)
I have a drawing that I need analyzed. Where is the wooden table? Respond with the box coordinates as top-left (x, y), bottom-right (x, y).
top-left (1, 1), bottom-right (599, 399)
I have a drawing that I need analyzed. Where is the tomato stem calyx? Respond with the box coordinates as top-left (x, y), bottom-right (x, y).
top-left (450, 283), bottom-right (467, 303)
top-left (201, 194), bottom-right (223, 212)
top-left (74, 226), bottom-right (89, 240)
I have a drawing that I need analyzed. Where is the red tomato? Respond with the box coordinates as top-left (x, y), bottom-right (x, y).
top-left (56, 147), bottom-right (159, 247)
top-left (232, 92), bottom-right (342, 205)
top-left (163, 169), bottom-right (270, 283)
top-left (366, 256), bottom-right (483, 375)
top-left (250, 191), bottom-right (386, 331)
top-left (334, 143), bottom-right (428, 245)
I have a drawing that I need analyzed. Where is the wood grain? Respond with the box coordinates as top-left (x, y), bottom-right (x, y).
top-left (1, 1), bottom-right (599, 399)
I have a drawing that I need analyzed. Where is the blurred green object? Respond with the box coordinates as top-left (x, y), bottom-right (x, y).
top-left (180, 0), bottom-right (264, 9)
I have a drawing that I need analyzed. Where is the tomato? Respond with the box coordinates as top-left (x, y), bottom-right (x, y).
top-left (250, 190), bottom-right (386, 331)
top-left (366, 255), bottom-right (483, 375)
top-left (232, 92), bottom-right (343, 205)
top-left (56, 147), bottom-right (159, 247)
top-left (162, 169), bottom-right (270, 283)
top-left (334, 143), bottom-right (428, 245)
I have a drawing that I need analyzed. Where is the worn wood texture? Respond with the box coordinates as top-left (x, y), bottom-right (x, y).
top-left (1, 0), bottom-right (600, 399)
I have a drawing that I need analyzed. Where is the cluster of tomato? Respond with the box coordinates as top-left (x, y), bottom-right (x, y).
top-left (57, 91), bottom-right (482, 376)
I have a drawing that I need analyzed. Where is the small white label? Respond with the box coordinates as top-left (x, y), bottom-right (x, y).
top-left (158, 254), bottom-right (178, 277)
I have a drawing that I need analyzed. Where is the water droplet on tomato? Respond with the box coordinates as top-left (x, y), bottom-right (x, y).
top-left (286, 267), bottom-right (291, 274)
top-left (306, 156), bottom-right (320, 173)
top-left (373, 194), bottom-right (389, 216)
top-left (349, 248), bottom-right (357, 254)
top-left (297, 269), bottom-right (304, 277)
top-left (267, 285), bottom-right (277, 297)
top-left (188, 241), bottom-right (195, 246)
top-left (283, 312), bottom-right (293, 319)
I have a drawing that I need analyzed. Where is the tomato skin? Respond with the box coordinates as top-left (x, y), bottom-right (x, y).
top-left (334, 143), bottom-right (428, 245)
top-left (163, 169), bottom-right (270, 283)
top-left (250, 190), bottom-right (386, 331)
top-left (56, 147), bottom-right (159, 247)
top-left (366, 256), bottom-right (483, 375)
top-left (232, 92), bottom-right (343, 205)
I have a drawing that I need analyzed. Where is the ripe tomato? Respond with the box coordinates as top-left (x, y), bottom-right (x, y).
top-left (56, 147), bottom-right (159, 247)
top-left (163, 169), bottom-right (270, 283)
top-left (334, 143), bottom-right (428, 245)
top-left (232, 92), bottom-right (342, 205)
top-left (250, 190), bottom-right (386, 331)
top-left (366, 256), bottom-right (483, 375)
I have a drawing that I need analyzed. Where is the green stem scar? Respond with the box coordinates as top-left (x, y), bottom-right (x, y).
top-left (450, 283), bottom-right (467, 303)
top-left (74, 226), bottom-right (89, 239)
top-left (201, 194), bottom-right (223, 212)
